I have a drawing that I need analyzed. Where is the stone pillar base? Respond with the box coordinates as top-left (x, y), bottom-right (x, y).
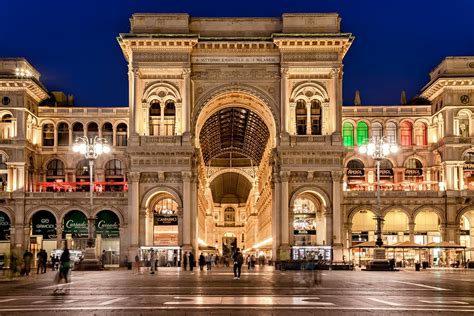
top-left (332, 243), bottom-right (344, 262)
top-left (128, 245), bottom-right (140, 262)
top-left (278, 244), bottom-right (291, 261)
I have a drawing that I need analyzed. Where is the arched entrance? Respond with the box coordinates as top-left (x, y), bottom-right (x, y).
top-left (30, 210), bottom-right (57, 258)
top-left (382, 210), bottom-right (409, 245)
top-left (0, 211), bottom-right (11, 255)
top-left (290, 192), bottom-right (330, 261)
top-left (350, 209), bottom-right (376, 265)
top-left (195, 90), bottom-right (276, 261)
top-left (62, 210), bottom-right (88, 250)
top-left (95, 210), bottom-right (120, 266)
top-left (414, 210), bottom-right (442, 266)
top-left (459, 210), bottom-right (474, 260)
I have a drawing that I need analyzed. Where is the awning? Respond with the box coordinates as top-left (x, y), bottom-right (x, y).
top-left (350, 241), bottom-right (380, 248)
top-left (390, 241), bottom-right (424, 248)
top-left (425, 242), bottom-right (466, 249)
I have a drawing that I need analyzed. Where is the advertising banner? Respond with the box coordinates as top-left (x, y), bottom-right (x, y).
top-left (32, 211), bottom-right (57, 239)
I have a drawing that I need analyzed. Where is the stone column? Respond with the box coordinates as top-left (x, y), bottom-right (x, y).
top-left (177, 207), bottom-right (183, 246)
top-left (331, 170), bottom-right (343, 261)
top-left (7, 166), bottom-right (13, 192)
top-left (191, 174), bottom-right (199, 254)
top-left (271, 172), bottom-right (281, 261)
top-left (280, 67), bottom-right (289, 134)
top-left (145, 209), bottom-right (154, 246)
top-left (128, 66), bottom-right (138, 136)
top-left (139, 207), bottom-right (147, 247)
top-left (68, 127), bottom-right (73, 145)
top-left (127, 172), bottom-right (140, 259)
top-left (280, 171), bottom-right (290, 247)
top-left (182, 172), bottom-right (192, 250)
top-left (324, 211), bottom-right (333, 248)
top-left (458, 165), bottom-right (465, 190)
top-left (409, 222), bottom-right (415, 242)
top-left (344, 222), bottom-right (352, 261)
top-left (306, 103), bottom-right (311, 135)
top-left (182, 68), bottom-right (191, 135)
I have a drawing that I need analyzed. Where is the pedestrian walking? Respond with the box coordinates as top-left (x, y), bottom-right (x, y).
top-left (36, 249), bottom-right (44, 274)
top-left (215, 254), bottom-right (219, 266)
top-left (183, 251), bottom-right (188, 270)
top-left (54, 245), bottom-right (71, 294)
top-left (101, 250), bottom-right (107, 269)
top-left (41, 250), bottom-right (47, 273)
top-left (149, 248), bottom-right (156, 274)
top-left (232, 248), bottom-right (244, 280)
top-left (134, 254), bottom-right (140, 273)
top-left (23, 250), bottom-right (33, 276)
top-left (189, 252), bottom-right (195, 271)
top-left (206, 253), bottom-right (212, 271)
top-left (199, 253), bottom-right (205, 271)
top-left (247, 255), bottom-right (251, 270)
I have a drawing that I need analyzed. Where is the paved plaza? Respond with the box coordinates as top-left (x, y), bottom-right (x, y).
top-left (0, 266), bottom-right (473, 315)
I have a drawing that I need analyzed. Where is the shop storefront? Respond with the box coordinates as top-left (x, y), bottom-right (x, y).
top-left (292, 246), bottom-right (332, 261)
top-left (0, 211), bottom-right (11, 255)
top-left (403, 158), bottom-right (424, 190)
top-left (345, 159), bottom-right (365, 191)
top-left (62, 210), bottom-right (89, 250)
top-left (31, 210), bottom-right (57, 256)
top-left (95, 210), bottom-right (120, 265)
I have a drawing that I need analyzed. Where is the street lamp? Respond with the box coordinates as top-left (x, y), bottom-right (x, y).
top-left (72, 136), bottom-right (110, 244)
top-left (358, 137), bottom-right (398, 249)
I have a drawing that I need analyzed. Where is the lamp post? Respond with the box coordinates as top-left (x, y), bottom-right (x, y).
top-left (359, 137), bottom-right (398, 249)
top-left (72, 136), bottom-right (110, 245)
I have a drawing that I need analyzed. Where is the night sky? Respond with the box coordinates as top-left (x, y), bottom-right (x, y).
top-left (2, 0), bottom-right (473, 106)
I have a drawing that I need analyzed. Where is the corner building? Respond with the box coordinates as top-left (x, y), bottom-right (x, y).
top-left (0, 13), bottom-right (473, 266)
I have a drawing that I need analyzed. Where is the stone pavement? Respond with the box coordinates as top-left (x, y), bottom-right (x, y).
top-left (0, 265), bottom-right (473, 315)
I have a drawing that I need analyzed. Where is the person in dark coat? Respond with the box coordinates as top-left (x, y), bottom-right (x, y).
top-left (189, 252), bottom-right (195, 271)
top-left (23, 250), bottom-right (33, 276)
top-left (41, 250), bottom-right (47, 273)
top-left (183, 252), bottom-right (188, 271)
top-left (232, 248), bottom-right (244, 280)
top-left (199, 253), bottom-right (205, 271)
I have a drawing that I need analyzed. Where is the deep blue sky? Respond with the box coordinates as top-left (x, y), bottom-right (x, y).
top-left (2, 0), bottom-right (473, 106)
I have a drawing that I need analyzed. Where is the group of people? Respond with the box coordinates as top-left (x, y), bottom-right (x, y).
top-left (198, 253), bottom-right (219, 271)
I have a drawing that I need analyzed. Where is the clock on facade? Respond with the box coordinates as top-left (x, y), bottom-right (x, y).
top-left (460, 95), bottom-right (470, 105)
top-left (1, 96), bottom-right (10, 105)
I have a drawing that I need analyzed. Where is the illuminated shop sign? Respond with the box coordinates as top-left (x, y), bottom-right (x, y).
top-left (63, 211), bottom-right (88, 237)
top-left (0, 211), bottom-right (10, 241)
top-left (154, 215), bottom-right (178, 226)
top-left (464, 163), bottom-right (474, 170)
top-left (95, 211), bottom-right (120, 238)
top-left (293, 229), bottom-right (316, 235)
top-left (347, 169), bottom-right (364, 177)
top-left (404, 168), bottom-right (423, 177)
top-left (379, 169), bottom-right (394, 176)
top-left (32, 211), bottom-right (57, 239)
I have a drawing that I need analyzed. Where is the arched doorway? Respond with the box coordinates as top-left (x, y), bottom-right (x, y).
top-left (350, 209), bottom-right (377, 264)
top-left (414, 210), bottom-right (442, 265)
top-left (290, 193), bottom-right (329, 261)
top-left (95, 210), bottom-right (120, 266)
top-left (30, 210), bottom-right (57, 258)
top-left (382, 210), bottom-right (409, 245)
top-left (62, 210), bottom-right (88, 250)
top-left (460, 210), bottom-right (474, 261)
top-left (197, 100), bottom-right (274, 261)
top-left (0, 211), bottom-right (11, 255)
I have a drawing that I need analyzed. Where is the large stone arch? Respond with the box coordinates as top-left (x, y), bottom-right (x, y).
top-left (192, 84), bottom-right (280, 145)
top-left (412, 205), bottom-right (446, 225)
top-left (381, 205), bottom-right (413, 222)
top-left (141, 185), bottom-right (183, 210)
top-left (347, 205), bottom-right (379, 222)
top-left (207, 168), bottom-right (254, 185)
top-left (25, 206), bottom-right (60, 225)
top-left (58, 206), bottom-right (90, 224)
top-left (0, 206), bottom-right (15, 226)
top-left (92, 206), bottom-right (126, 225)
top-left (289, 186), bottom-right (331, 210)
top-left (456, 205), bottom-right (474, 226)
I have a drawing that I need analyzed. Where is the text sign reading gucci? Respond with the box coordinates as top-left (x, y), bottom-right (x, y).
top-left (191, 56), bottom-right (280, 64)
top-left (32, 211), bottom-right (57, 239)
top-left (154, 215), bottom-right (178, 226)
top-left (0, 211), bottom-right (11, 241)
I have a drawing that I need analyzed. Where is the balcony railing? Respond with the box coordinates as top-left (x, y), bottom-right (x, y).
top-left (35, 181), bottom-right (128, 193)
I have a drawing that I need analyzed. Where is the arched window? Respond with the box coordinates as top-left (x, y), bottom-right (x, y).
top-left (343, 122), bottom-right (354, 146)
top-left (224, 207), bottom-right (236, 226)
top-left (87, 122), bottom-right (98, 139)
top-left (458, 112), bottom-right (470, 138)
top-left (356, 121), bottom-right (369, 145)
top-left (372, 122), bottom-right (382, 141)
top-left (42, 124), bottom-right (54, 147)
top-left (310, 100), bottom-right (321, 135)
top-left (104, 159), bottom-right (125, 192)
top-left (75, 160), bottom-right (90, 192)
top-left (57, 122), bottom-right (69, 146)
top-left (404, 158), bottom-right (423, 169)
top-left (102, 122), bottom-right (113, 145)
top-left (414, 122), bottom-right (427, 146)
top-left (149, 101), bottom-right (161, 136)
top-left (347, 159), bottom-right (364, 169)
top-left (72, 122), bottom-right (84, 142)
top-left (46, 159), bottom-right (65, 187)
top-left (379, 159), bottom-right (394, 182)
top-left (164, 102), bottom-right (176, 136)
top-left (400, 121), bottom-right (413, 146)
top-left (0, 153), bottom-right (7, 192)
top-left (1, 114), bottom-right (12, 123)
top-left (296, 100), bottom-right (307, 135)
top-left (153, 198), bottom-right (178, 215)
top-left (116, 123), bottom-right (128, 146)
top-left (386, 122), bottom-right (397, 144)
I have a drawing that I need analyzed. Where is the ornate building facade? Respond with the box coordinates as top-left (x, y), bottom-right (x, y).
top-left (0, 13), bottom-right (473, 266)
